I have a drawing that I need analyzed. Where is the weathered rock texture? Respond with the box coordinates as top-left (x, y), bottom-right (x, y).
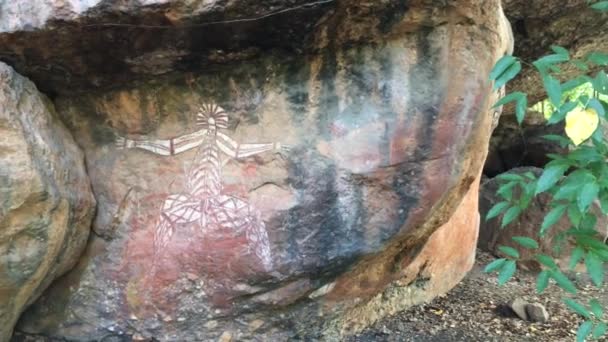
top-left (0, 62), bottom-right (95, 341)
top-left (2, 0), bottom-right (513, 340)
top-left (0, 0), bottom-right (338, 96)
top-left (503, 0), bottom-right (608, 109)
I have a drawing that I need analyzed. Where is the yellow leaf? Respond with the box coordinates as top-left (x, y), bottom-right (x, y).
top-left (565, 108), bottom-right (599, 146)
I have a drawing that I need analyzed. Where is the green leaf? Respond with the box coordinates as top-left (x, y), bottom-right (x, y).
top-left (562, 75), bottom-right (592, 92)
top-left (577, 321), bottom-right (593, 342)
top-left (593, 71), bottom-right (608, 95)
top-left (494, 61), bottom-right (522, 90)
top-left (493, 91), bottom-right (525, 108)
top-left (550, 45), bottom-right (570, 59)
top-left (515, 97), bottom-right (528, 125)
top-left (537, 254), bottom-right (558, 269)
top-left (498, 246), bottom-right (520, 259)
top-left (536, 270), bottom-right (550, 293)
top-left (497, 181), bottom-right (517, 201)
top-left (501, 206), bottom-right (522, 228)
top-left (588, 98), bottom-right (606, 118)
top-left (569, 246), bottom-right (585, 270)
top-left (566, 299), bottom-right (591, 318)
top-left (541, 204), bottom-right (567, 235)
top-left (542, 134), bottom-right (571, 147)
top-left (498, 260), bottom-right (517, 285)
top-left (600, 195), bottom-right (608, 215)
top-left (535, 164), bottom-right (568, 195)
top-left (576, 235), bottom-right (608, 252)
top-left (544, 75), bottom-right (562, 107)
top-left (496, 173), bottom-right (523, 182)
top-left (490, 55), bottom-right (517, 81)
top-left (553, 183), bottom-right (579, 201)
top-left (585, 252), bottom-right (604, 287)
top-left (519, 181), bottom-right (536, 208)
top-left (547, 101), bottom-right (577, 124)
top-left (568, 147), bottom-right (603, 165)
top-left (589, 299), bottom-right (603, 318)
top-left (484, 258), bottom-right (507, 273)
top-left (523, 171), bottom-right (536, 180)
top-left (595, 249), bottom-right (608, 261)
top-left (512, 236), bottom-right (539, 249)
top-left (568, 204), bottom-right (583, 227)
top-left (587, 52), bottom-right (608, 65)
top-left (536, 54), bottom-right (569, 67)
top-left (515, 95), bottom-right (528, 125)
top-left (580, 214), bottom-right (597, 231)
top-left (591, 1), bottom-right (608, 11)
top-left (552, 270), bottom-right (577, 293)
top-left (578, 181), bottom-right (599, 213)
top-left (486, 201), bottom-right (510, 221)
top-left (572, 60), bottom-right (589, 72)
top-left (592, 322), bottom-right (607, 339)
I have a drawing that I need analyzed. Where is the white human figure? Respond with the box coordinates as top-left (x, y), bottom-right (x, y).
top-left (116, 104), bottom-right (288, 271)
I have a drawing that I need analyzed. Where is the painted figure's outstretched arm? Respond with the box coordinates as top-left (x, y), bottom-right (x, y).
top-left (116, 129), bottom-right (208, 156)
top-left (216, 132), bottom-right (290, 159)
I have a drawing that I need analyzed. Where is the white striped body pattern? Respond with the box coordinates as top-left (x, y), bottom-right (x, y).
top-left (116, 104), bottom-right (284, 271)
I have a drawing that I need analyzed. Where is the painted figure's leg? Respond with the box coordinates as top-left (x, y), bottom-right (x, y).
top-left (210, 196), bottom-right (249, 234)
top-left (207, 195), bottom-right (273, 270)
top-left (154, 194), bottom-right (201, 253)
top-left (245, 213), bottom-right (273, 272)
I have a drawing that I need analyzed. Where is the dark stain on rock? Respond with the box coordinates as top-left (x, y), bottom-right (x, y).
top-left (0, 162), bottom-right (11, 217)
top-left (284, 57), bottom-right (310, 124)
top-left (315, 49), bottom-right (340, 138)
top-left (91, 120), bottom-right (118, 146)
top-left (377, 43), bottom-right (396, 166)
top-left (378, 0), bottom-right (410, 34)
top-left (5, 219), bottom-right (49, 284)
top-left (410, 27), bottom-right (442, 160)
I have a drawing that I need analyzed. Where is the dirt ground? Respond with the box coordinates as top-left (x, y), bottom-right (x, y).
top-left (348, 250), bottom-right (608, 342)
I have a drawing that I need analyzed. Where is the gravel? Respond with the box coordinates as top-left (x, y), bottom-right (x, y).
top-left (348, 250), bottom-right (608, 342)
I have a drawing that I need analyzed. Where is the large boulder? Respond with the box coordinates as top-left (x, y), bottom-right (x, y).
top-left (7, 0), bottom-right (512, 340)
top-left (0, 62), bottom-right (95, 341)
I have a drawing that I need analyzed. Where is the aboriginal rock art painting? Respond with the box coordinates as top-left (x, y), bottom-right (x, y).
top-left (116, 104), bottom-right (289, 272)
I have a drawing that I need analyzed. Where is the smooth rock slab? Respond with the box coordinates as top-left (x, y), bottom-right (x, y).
top-left (15, 0), bottom-right (512, 340)
top-left (0, 62), bottom-right (95, 341)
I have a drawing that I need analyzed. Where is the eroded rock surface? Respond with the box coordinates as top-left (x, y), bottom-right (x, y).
top-left (0, 62), bottom-right (95, 341)
top-left (0, 0), bottom-right (335, 96)
top-left (5, 0), bottom-right (512, 340)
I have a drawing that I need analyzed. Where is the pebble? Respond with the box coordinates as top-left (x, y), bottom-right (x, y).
top-left (510, 297), bottom-right (529, 321)
top-left (218, 331), bottom-right (232, 342)
top-left (249, 319), bottom-right (264, 332)
top-left (525, 303), bottom-right (550, 322)
top-left (205, 320), bottom-right (219, 329)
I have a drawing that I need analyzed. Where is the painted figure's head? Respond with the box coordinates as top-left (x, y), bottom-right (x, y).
top-left (196, 104), bottom-right (229, 132)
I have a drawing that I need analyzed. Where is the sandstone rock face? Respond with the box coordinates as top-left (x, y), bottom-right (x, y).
top-left (0, 0), bottom-right (338, 95)
top-left (0, 62), bottom-right (95, 341)
top-left (6, 0), bottom-right (512, 340)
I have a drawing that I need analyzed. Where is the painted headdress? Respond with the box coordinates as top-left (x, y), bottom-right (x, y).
top-left (196, 103), bottom-right (229, 129)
